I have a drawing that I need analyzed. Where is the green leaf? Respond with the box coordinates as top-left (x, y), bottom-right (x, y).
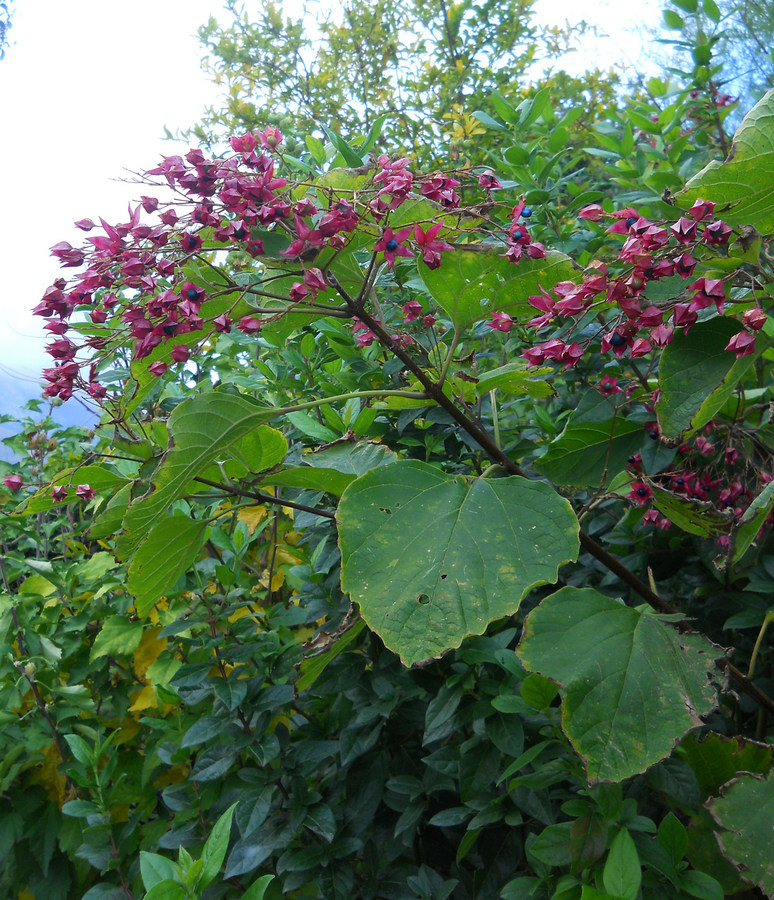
top-left (678, 89), bottom-right (774, 232)
top-left (472, 110), bottom-right (508, 132)
top-left (658, 812), bottom-right (688, 865)
top-left (520, 673), bottom-right (559, 710)
top-left (656, 317), bottom-right (759, 439)
top-left (18, 465), bottom-right (130, 515)
top-left (285, 410), bottom-right (339, 442)
top-left (305, 134), bottom-right (327, 164)
top-left (603, 829), bottom-right (641, 900)
top-left (120, 392), bottom-right (285, 556)
top-left (663, 9), bottom-right (685, 28)
top-left (140, 851), bottom-right (178, 890)
top-left (475, 362), bottom-right (554, 398)
top-left (678, 869), bottom-right (724, 900)
top-left (200, 802), bottom-right (238, 889)
top-left (320, 124), bottom-right (365, 167)
top-left (528, 822), bottom-right (573, 867)
top-left (128, 517), bottom-right (208, 616)
top-left (677, 732), bottom-right (773, 795)
top-left (418, 246), bottom-right (577, 330)
top-left (535, 418), bottom-right (644, 488)
top-left (672, 0), bottom-right (697, 11)
top-left (143, 880), bottom-right (186, 900)
top-left (296, 618), bottom-right (367, 692)
top-left (64, 734), bottom-right (95, 767)
top-left (725, 479), bottom-right (774, 565)
top-left (242, 875), bottom-right (275, 900)
top-left (708, 772), bottom-right (774, 896)
top-left (90, 616), bottom-right (144, 662)
top-left (518, 587), bottom-right (719, 782)
top-left (337, 461), bottom-right (579, 666)
top-left (702, 0), bottom-right (721, 22)
top-left (61, 800), bottom-right (101, 818)
top-left (648, 480), bottom-right (735, 537)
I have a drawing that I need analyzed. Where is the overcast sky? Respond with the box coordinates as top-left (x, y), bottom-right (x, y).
top-left (0, 0), bottom-right (656, 416)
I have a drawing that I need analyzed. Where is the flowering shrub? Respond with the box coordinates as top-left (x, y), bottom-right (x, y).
top-left (5, 10), bottom-right (774, 896)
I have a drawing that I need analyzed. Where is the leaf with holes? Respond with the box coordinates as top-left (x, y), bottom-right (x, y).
top-left (337, 461), bottom-right (579, 666)
top-left (518, 587), bottom-right (720, 782)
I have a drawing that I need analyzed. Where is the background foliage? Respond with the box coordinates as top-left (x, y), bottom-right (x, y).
top-left (2, 2), bottom-right (774, 899)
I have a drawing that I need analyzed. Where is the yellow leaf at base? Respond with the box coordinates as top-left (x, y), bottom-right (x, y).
top-left (133, 627), bottom-right (167, 679)
top-left (129, 683), bottom-right (157, 713)
top-left (237, 505), bottom-right (268, 534)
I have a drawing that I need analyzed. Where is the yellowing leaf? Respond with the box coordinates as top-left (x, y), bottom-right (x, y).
top-left (273, 548), bottom-right (302, 566)
top-left (133, 627), bottom-right (167, 679)
top-left (259, 569), bottom-right (285, 591)
top-left (129, 684), bottom-right (157, 713)
top-left (237, 504), bottom-right (268, 533)
top-left (228, 605), bottom-right (261, 624)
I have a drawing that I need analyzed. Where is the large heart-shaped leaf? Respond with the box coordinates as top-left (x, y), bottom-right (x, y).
top-left (419, 246), bottom-right (578, 330)
top-left (120, 392), bottom-right (286, 556)
top-left (679, 89), bottom-right (774, 233)
top-left (337, 461), bottom-right (579, 666)
top-left (518, 587), bottom-right (720, 782)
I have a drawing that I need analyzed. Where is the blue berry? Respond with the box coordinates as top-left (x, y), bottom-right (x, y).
top-left (610, 333), bottom-right (627, 347)
top-left (521, 207), bottom-right (532, 218)
top-left (386, 239), bottom-right (399, 252)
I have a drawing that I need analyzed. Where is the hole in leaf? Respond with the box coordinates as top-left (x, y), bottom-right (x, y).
top-left (417, 594), bottom-right (430, 604)
top-left (440, 573), bottom-right (448, 580)
top-left (379, 507), bottom-right (392, 514)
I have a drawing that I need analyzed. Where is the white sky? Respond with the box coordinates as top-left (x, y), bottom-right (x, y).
top-left (0, 0), bottom-right (657, 413)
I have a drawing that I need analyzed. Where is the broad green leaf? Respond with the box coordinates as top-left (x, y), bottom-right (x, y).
top-left (708, 772), bottom-right (774, 897)
top-left (679, 89), bottom-right (774, 232)
top-left (677, 732), bottom-right (774, 795)
top-left (260, 466), bottom-right (354, 496)
top-left (648, 481), bottom-right (734, 537)
top-left (90, 616), bottom-right (144, 662)
top-left (418, 246), bottom-right (577, 330)
top-left (200, 802), bottom-right (238, 889)
top-left (536, 418), bottom-right (644, 488)
top-left (474, 362), bottom-right (554, 398)
top-left (518, 587), bottom-right (719, 782)
top-left (140, 851), bottom-right (177, 890)
top-left (656, 318), bottom-right (759, 439)
top-left (120, 392), bottom-right (286, 556)
top-left (128, 516), bottom-right (209, 616)
top-left (603, 829), bottom-right (641, 900)
top-left (337, 461), bottom-right (579, 665)
top-left (262, 441), bottom-right (398, 496)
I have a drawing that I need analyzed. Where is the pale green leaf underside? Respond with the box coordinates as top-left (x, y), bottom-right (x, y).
top-left (120, 392), bottom-right (286, 556)
top-left (128, 517), bottom-right (209, 616)
top-left (518, 587), bottom-right (719, 782)
top-left (337, 461), bottom-right (579, 666)
top-left (679, 89), bottom-right (774, 233)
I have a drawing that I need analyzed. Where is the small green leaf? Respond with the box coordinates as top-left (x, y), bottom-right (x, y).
top-left (672, 0), bottom-right (698, 11)
top-left (200, 802), bottom-right (238, 889)
top-left (62, 800), bottom-right (101, 818)
top-left (520, 673), bottom-right (559, 710)
top-left (702, 0), bottom-right (721, 22)
top-left (243, 875), bottom-right (275, 900)
top-left (678, 869), bottom-right (724, 900)
top-left (320, 124), bottom-right (365, 167)
top-left (140, 851), bottom-right (178, 890)
top-left (143, 880), bottom-right (186, 900)
top-left (603, 829), bottom-right (641, 900)
top-left (657, 812), bottom-right (688, 865)
top-left (90, 616), bottom-right (143, 662)
top-left (663, 9), bottom-right (685, 28)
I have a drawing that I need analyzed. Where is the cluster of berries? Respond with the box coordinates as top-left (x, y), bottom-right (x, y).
top-left (35, 128), bottom-right (545, 402)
